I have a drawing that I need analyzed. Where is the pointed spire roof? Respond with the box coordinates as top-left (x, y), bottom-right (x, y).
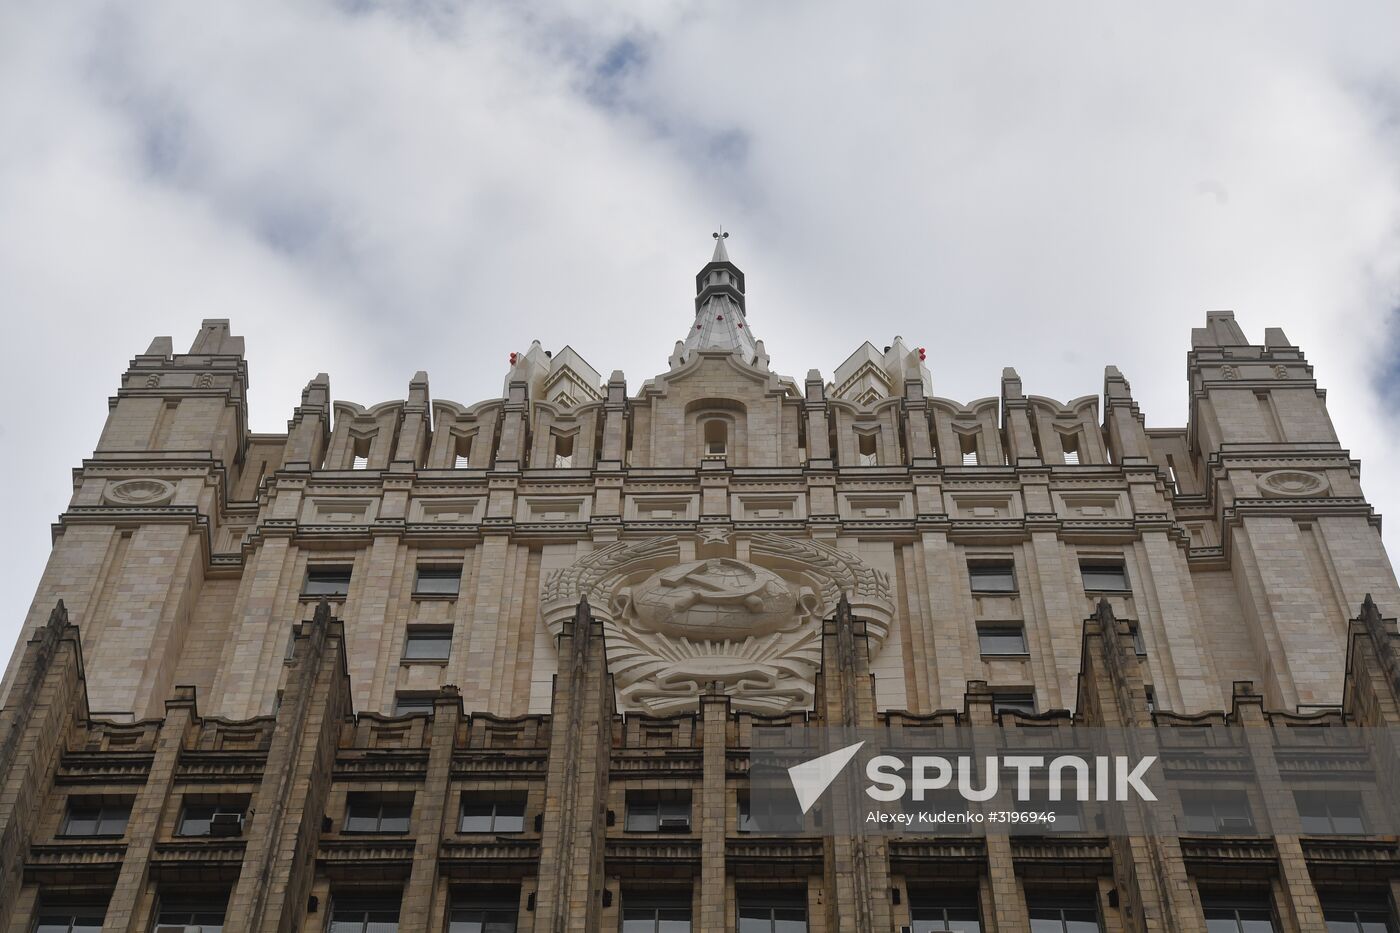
top-left (678, 232), bottom-right (758, 366)
top-left (711, 230), bottom-right (730, 263)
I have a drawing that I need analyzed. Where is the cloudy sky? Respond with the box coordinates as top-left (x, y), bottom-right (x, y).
top-left (2, 1), bottom-right (1399, 666)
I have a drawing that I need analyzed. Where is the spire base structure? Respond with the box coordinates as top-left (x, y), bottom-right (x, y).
top-left (680, 233), bottom-right (758, 365)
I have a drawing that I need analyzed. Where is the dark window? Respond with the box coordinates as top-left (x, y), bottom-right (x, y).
top-left (459, 794), bottom-right (526, 834)
top-left (992, 693), bottom-right (1037, 716)
top-left (303, 566), bottom-right (352, 597)
top-left (737, 791), bottom-right (804, 834)
top-left (447, 890), bottom-right (519, 933)
top-left (413, 565), bottom-right (461, 596)
top-left (343, 794), bottom-right (412, 834)
top-left (1296, 790), bottom-right (1366, 834)
top-left (909, 892), bottom-right (982, 932)
top-left (394, 695), bottom-right (435, 716)
top-left (968, 563), bottom-right (1016, 594)
top-left (737, 892), bottom-right (807, 933)
top-left (177, 802), bottom-right (245, 837)
top-left (1322, 899), bottom-right (1396, 932)
top-left (152, 899), bottom-right (227, 933)
top-left (1080, 563), bottom-right (1129, 592)
top-left (61, 800), bottom-right (130, 837)
top-left (1127, 622), bottom-right (1147, 655)
top-left (1200, 895), bottom-right (1276, 932)
top-left (1181, 789), bottom-right (1255, 835)
top-left (1028, 898), bottom-right (1100, 932)
top-left (977, 625), bottom-right (1027, 656)
top-left (402, 630), bottom-right (452, 661)
top-left (622, 892), bottom-right (693, 933)
top-left (904, 790), bottom-right (974, 835)
top-left (703, 420), bottom-right (727, 457)
top-left (857, 432), bottom-right (878, 466)
top-left (33, 907), bottom-right (106, 933)
top-left (328, 898), bottom-right (400, 933)
top-left (1018, 793), bottom-right (1084, 832)
top-left (625, 793), bottom-right (691, 832)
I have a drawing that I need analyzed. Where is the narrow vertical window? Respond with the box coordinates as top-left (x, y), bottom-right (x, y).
top-left (704, 419), bottom-right (727, 457)
top-left (1061, 433), bottom-right (1080, 465)
top-left (857, 431), bottom-right (878, 466)
top-left (453, 433), bottom-right (473, 469)
top-left (959, 433), bottom-right (978, 466)
top-left (351, 436), bottom-right (371, 470)
top-left (552, 431), bottom-right (574, 468)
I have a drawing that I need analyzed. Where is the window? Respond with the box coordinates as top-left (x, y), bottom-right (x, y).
top-left (737, 892), bottom-right (807, 933)
top-left (1061, 434), bottom-right (1081, 465)
top-left (977, 625), bottom-right (1028, 657)
top-left (737, 791), bottom-right (804, 834)
top-left (1201, 895), bottom-right (1276, 932)
top-left (448, 890), bottom-right (519, 933)
top-left (403, 630), bottom-right (452, 661)
top-left (34, 907), bottom-right (105, 933)
top-left (328, 898), bottom-right (400, 933)
top-left (622, 892), bottom-right (692, 933)
top-left (1079, 562), bottom-right (1129, 592)
top-left (350, 436), bottom-right (371, 470)
top-left (1322, 899), bottom-right (1396, 932)
top-left (352, 455), bottom-right (369, 469)
top-left (177, 802), bottom-right (245, 837)
top-left (1028, 899), bottom-right (1100, 933)
top-left (960, 433), bottom-right (979, 466)
top-left (453, 433), bottom-right (474, 469)
top-left (413, 565), bottom-right (461, 596)
top-left (625, 792), bottom-right (691, 832)
top-left (992, 693), bottom-right (1037, 716)
top-left (343, 794), bottom-right (412, 834)
top-left (1126, 621), bottom-right (1147, 656)
top-left (904, 789), bottom-right (974, 835)
top-left (152, 899), bottom-right (226, 933)
top-left (1296, 790), bottom-right (1366, 834)
top-left (61, 799), bottom-right (130, 837)
top-left (303, 566), bottom-right (352, 597)
top-left (857, 432), bottom-right (878, 466)
top-left (968, 562), bottom-right (1016, 594)
top-left (1181, 789), bottom-right (1255, 835)
top-left (1018, 793), bottom-right (1083, 832)
top-left (459, 794), bottom-right (526, 834)
top-left (393, 694), bottom-right (435, 716)
top-left (909, 892), bottom-right (982, 932)
top-left (703, 419), bottom-right (727, 457)
top-left (552, 432), bottom-right (574, 468)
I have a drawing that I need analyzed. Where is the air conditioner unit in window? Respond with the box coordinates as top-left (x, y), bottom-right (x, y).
top-left (209, 812), bottom-right (244, 837)
top-left (657, 816), bottom-right (691, 832)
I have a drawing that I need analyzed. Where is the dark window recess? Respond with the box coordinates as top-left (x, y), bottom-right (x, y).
top-left (447, 893), bottom-right (519, 933)
top-left (152, 900), bottom-right (228, 933)
top-left (1181, 790), bottom-right (1255, 835)
top-left (1027, 899), bottom-right (1101, 933)
top-left (968, 563), bottom-right (1016, 594)
top-left (903, 790), bottom-right (974, 835)
top-left (1321, 900), bottom-right (1397, 933)
top-left (459, 795), bottom-right (526, 834)
top-left (992, 693), bottom-right (1037, 716)
top-left (1080, 563), bottom-right (1129, 592)
top-left (343, 795), bottom-right (412, 834)
top-left (177, 803), bottom-right (245, 837)
top-left (413, 565), bottom-right (462, 596)
top-left (61, 800), bottom-right (130, 837)
top-left (1200, 895), bottom-right (1277, 932)
top-left (1127, 622), bottom-right (1147, 655)
top-left (978, 625), bottom-right (1028, 656)
top-left (738, 791), bottom-right (804, 834)
top-left (34, 908), bottom-right (107, 933)
top-left (909, 893), bottom-right (982, 933)
top-left (328, 899), bottom-right (401, 933)
top-left (1295, 790), bottom-right (1366, 834)
top-left (303, 567), bottom-right (352, 597)
top-left (403, 631), bottom-right (452, 661)
top-left (737, 892), bottom-right (808, 933)
top-left (622, 893), bottom-right (693, 933)
top-left (625, 793), bottom-right (692, 832)
top-left (1018, 794), bottom-right (1083, 832)
top-left (394, 695), bottom-right (436, 716)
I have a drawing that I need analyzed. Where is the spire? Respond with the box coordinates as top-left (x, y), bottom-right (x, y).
top-left (678, 232), bottom-right (759, 366)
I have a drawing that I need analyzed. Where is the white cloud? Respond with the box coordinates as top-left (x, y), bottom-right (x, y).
top-left (2, 1), bottom-right (1399, 667)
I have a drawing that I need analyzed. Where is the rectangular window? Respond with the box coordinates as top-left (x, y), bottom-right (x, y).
top-left (61, 799), bottom-right (130, 837)
top-left (402, 630), bottom-right (452, 661)
top-left (857, 432), bottom-right (878, 467)
top-left (1079, 562), bottom-right (1129, 592)
top-left (977, 625), bottom-right (1028, 657)
top-left (394, 695), bottom-right (435, 716)
top-left (302, 566), bottom-right (352, 597)
top-left (328, 898), bottom-right (400, 933)
top-left (909, 892), bottom-right (982, 933)
top-left (737, 892), bottom-right (807, 933)
top-left (177, 802), bottom-right (246, 837)
top-left (1018, 793), bottom-right (1083, 832)
top-left (958, 432), bottom-right (979, 467)
top-left (447, 889), bottom-right (519, 933)
top-left (624, 792), bottom-right (692, 832)
top-left (1027, 898), bottom-right (1100, 933)
top-left (552, 432), bottom-right (575, 469)
top-left (413, 565), bottom-right (462, 596)
top-left (152, 899), bottom-right (227, 933)
top-left (34, 906), bottom-right (106, 933)
top-left (622, 892), bottom-right (693, 933)
top-left (1127, 621), bottom-right (1147, 656)
top-left (1200, 895), bottom-right (1276, 932)
top-left (459, 793), bottom-right (526, 834)
top-left (737, 791), bottom-right (804, 834)
top-left (1321, 899), bottom-right (1396, 933)
top-left (904, 789), bottom-right (974, 835)
top-left (1181, 789), bottom-right (1255, 835)
top-left (453, 434), bottom-right (474, 469)
top-left (1295, 790), bottom-right (1366, 834)
top-left (992, 693), bottom-right (1037, 717)
top-left (343, 794), bottom-right (413, 834)
top-left (968, 562), bottom-right (1016, 594)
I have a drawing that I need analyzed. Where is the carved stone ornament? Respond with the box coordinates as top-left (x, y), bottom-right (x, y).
top-left (539, 534), bottom-right (894, 714)
top-left (1257, 469), bottom-right (1328, 498)
top-left (103, 478), bottom-right (177, 506)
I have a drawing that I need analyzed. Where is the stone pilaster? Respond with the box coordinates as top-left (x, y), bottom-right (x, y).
top-left (699, 687), bottom-right (731, 932)
top-left (402, 687), bottom-right (463, 933)
top-left (962, 682), bottom-right (1030, 933)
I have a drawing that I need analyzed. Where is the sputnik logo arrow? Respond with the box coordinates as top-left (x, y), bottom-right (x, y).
top-left (787, 741), bottom-right (865, 813)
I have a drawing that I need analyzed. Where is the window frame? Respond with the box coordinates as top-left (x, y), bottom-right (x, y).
top-left (176, 801), bottom-right (246, 837)
top-left (1026, 898), bottom-right (1101, 933)
top-left (991, 692), bottom-right (1037, 717)
top-left (977, 624), bottom-right (1028, 657)
top-left (60, 799), bottom-right (131, 838)
top-left (736, 891), bottom-right (808, 933)
top-left (412, 565), bottom-right (462, 597)
top-left (624, 792), bottom-right (692, 833)
top-left (342, 794), bottom-right (413, 835)
top-left (327, 897), bottom-right (401, 933)
top-left (151, 897), bottom-right (228, 933)
top-left (621, 891), bottom-right (693, 933)
top-left (1180, 789), bottom-right (1255, 835)
top-left (402, 629), bottom-right (453, 661)
top-left (458, 793), bottom-right (527, 834)
top-left (393, 695), bottom-right (436, 716)
top-left (1295, 789), bottom-right (1366, 834)
top-left (1079, 562), bottom-right (1130, 593)
top-left (1320, 900), bottom-right (1397, 933)
top-left (1199, 895), bottom-right (1278, 932)
top-left (33, 905), bottom-right (107, 933)
top-left (908, 892), bottom-right (983, 933)
top-left (446, 895), bottom-right (520, 933)
top-left (302, 566), bottom-right (353, 598)
top-left (967, 562), bottom-right (1017, 594)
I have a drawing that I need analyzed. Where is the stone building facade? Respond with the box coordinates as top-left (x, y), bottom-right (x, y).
top-left (2, 239), bottom-right (1399, 932)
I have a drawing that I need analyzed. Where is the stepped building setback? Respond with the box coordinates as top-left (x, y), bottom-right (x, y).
top-left (3, 238), bottom-right (1400, 931)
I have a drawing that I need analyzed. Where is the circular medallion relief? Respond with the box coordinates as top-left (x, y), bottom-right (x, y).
top-left (1257, 470), bottom-right (1328, 498)
top-left (104, 478), bottom-right (176, 506)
